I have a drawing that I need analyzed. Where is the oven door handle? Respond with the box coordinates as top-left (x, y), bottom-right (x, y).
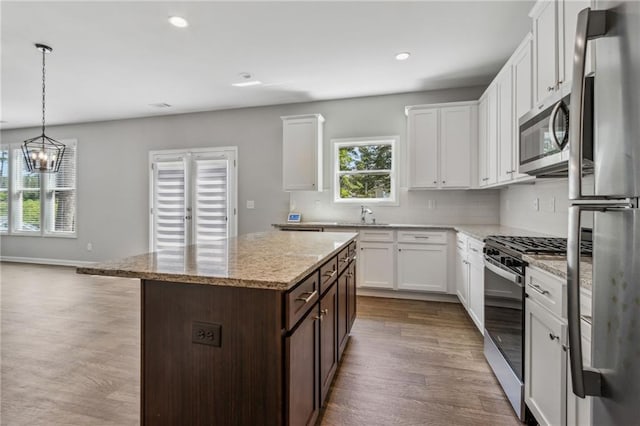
top-left (484, 258), bottom-right (523, 286)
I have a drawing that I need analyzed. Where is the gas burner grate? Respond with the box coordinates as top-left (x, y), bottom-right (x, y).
top-left (487, 236), bottom-right (592, 256)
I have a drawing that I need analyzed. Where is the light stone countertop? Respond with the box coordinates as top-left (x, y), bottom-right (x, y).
top-left (272, 222), bottom-right (552, 242)
top-left (77, 231), bottom-right (357, 291)
top-left (523, 254), bottom-right (593, 292)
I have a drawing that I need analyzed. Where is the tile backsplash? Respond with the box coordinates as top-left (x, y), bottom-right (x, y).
top-left (499, 176), bottom-right (594, 237)
top-left (289, 188), bottom-right (500, 225)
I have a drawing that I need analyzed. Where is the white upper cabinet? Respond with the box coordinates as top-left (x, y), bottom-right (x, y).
top-left (512, 34), bottom-right (534, 180)
top-left (560, 0), bottom-right (593, 91)
top-left (497, 66), bottom-right (514, 184)
top-left (531, 0), bottom-right (559, 106)
top-left (440, 106), bottom-right (473, 188)
top-left (282, 114), bottom-right (324, 191)
top-left (407, 108), bottom-right (439, 188)
top-left (513, 34), bottom-right (534, 121)
top-left (477, 85), bottom-right (502, 188)
top-left (530, 0), bottom-right (593, 106)
top-left (406, 102), bottom-right (476, 190)
top-left (478, 95), bottom-right (489, 187)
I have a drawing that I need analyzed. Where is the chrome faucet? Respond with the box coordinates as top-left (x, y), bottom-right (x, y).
top-left (360, 205), bottom-right (373, 224)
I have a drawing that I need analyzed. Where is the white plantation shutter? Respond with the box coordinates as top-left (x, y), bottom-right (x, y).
top-left (150, 148), bottom-right (236, 256)
top-left (193, 157), bottom-right (229, 243)
top-left (192, 156), bottom-right (230, 267)
top-left (0, 149), bottom-right (8, 232)
top-left (152, 157), bottom-right (187, 254)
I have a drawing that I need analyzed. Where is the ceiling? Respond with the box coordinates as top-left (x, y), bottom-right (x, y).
top-left (1, 1), bottom-right (534, 130)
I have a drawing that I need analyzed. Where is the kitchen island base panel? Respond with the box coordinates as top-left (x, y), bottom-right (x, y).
top-left (141, 279), bottom-right (283, 426)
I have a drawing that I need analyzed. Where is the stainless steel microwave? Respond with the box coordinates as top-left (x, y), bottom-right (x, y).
top-left (519, 77), bottom-right (593, 177)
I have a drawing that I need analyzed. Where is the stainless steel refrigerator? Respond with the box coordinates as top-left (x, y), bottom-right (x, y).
top-left (567, 1), bottom-right (640, 424)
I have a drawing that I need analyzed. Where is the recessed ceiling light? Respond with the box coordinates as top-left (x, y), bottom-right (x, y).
top-left (232, 81), bottom-right (263, 87)
top-left (168, 16), bottom-right (189, 28)
top-left (395, 52), bottom-right (411, 61)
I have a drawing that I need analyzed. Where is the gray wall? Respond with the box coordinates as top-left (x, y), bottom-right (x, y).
top-left (0, 86), bottom-right (484, 262)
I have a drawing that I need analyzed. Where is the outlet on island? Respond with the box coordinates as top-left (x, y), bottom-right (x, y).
top-left (192, 321), bottom-right (222, 347)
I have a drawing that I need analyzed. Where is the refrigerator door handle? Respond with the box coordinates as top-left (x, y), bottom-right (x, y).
top-left (568, 8), bottom-right (607, 201)
top-left (568, 205), bottom-right (602, 398)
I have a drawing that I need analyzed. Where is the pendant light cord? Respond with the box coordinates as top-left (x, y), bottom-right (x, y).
top-left (41, 46), bottom-right (46, 138)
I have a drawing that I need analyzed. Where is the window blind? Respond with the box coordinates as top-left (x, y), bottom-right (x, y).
top-left (0, 149), bottom-right (8, 232)
top-left (13, 148), bottom-right (41, 232)
top-left (46, 142), bottom-right (76, 233)
top-left (152, 158), bottom-right (187, 255)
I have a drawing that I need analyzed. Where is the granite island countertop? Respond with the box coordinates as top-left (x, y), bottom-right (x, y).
top-left (523, 254), bottom-right (593, 292)
top-left (272, 222), bottom-right (552, 241)
top-left (77, 231), bottom-right (357, 291)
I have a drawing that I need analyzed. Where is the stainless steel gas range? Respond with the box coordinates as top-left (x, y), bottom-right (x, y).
top-left (482, 234), bottom-right (592, 421)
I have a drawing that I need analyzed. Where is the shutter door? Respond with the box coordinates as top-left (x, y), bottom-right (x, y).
top-left (152, 158), bottom-right (187, 255)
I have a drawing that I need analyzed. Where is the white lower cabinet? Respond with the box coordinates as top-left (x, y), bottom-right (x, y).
top-left (357, 241), bottom-right (395, 289)
top-left (455, 232), bottom-right (484, 334)
top-left (467, 250), bottom-right (484, 333)
top-left (397, 243), bottom-right (447, 292)
top-left (525, 263), bottom-right (573, 426)
top-left (455, 244), bottom-right (469, 307)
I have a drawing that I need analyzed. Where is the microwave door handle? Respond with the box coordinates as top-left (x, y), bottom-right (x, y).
top-left (568, 8), bottom-right (607, 201)
top-left (548, 101), bottom-right (564, 150)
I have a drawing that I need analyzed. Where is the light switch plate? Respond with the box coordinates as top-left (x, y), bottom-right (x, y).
top-left (246, 200), bottom-right (255, 209)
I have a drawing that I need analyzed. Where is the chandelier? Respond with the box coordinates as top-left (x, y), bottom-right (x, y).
top-left (21, 43), bottom-right (65, 173)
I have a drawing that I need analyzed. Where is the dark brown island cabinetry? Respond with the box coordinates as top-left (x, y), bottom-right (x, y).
top-left (79, 232), bottom-right (359, 426)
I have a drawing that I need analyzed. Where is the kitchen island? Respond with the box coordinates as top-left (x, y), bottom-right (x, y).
top-left (78, 231), bottom-right (358, 426)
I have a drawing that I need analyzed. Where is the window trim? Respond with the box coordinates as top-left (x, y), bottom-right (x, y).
top-left (332, 136), bottom-right (399, 205)
top-left (3, 139), bottom-right (78, 238)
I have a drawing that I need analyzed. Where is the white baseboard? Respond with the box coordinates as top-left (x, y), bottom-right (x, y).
top-left (0, 256), bottom-right (94, 267)
top-left (357, 287), bottom-right (460, 303)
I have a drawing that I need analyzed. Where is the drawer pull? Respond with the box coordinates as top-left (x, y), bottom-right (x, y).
top-left (414, 236), bottom-right (430, 239)
top-left (470, 248), bottom-right (479, 253)
top-left (323, 270), bottom-right (337, 279)
top-left (295, 290), bottom-right (317, 303)
top-left (340, 257), bottom-right (350, 263)
top-left (530, 283), bottom-right (550, 296)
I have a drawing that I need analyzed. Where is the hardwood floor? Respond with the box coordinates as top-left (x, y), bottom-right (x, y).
top-left (1, 262), bottom-right (520, 425)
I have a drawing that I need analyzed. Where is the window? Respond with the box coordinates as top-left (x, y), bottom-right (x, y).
top-left (3, 140), bottom-right (77, 236)
top-left (0, 149), bottom-right (8, 232)
top-left (333, 137), bottom-right (398, 204)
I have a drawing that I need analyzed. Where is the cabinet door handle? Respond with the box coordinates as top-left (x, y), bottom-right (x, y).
top-left (295, 290), bottom-right (317, 303)
top-left (530, 283), bottom-right (550, 296)
top-left (442, 180), bottom-right (446, 184)
top-left (398, 248), bottom-right (402, 252)
top-left (323, 270), bottom-right (337, 279)
top-left (549, 333), bottom-right (560, 341)
top-left (547, 86), bottom-right (555, 92)
top-left (346, 272), bottom-right (354, 278)
top-left (433, 180), bottom-right (437, 184)
top-left (470, 248), bottom-right (479, 253)
top-left (321, 309), bottom-right (329, 315)
top-left (414, 236), bottom-right (430, 239)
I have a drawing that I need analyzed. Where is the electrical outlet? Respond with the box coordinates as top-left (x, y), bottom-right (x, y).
top-left (86, 242), bottom-right (93, 252)
top-left (427, 199), bottom-right (436, 209)
top-left (246, 200), bottom-right (255, 209)
top-left (533, 197), bottom-right (539, 211)
top-left (192, 321), bottom-right (222, 347)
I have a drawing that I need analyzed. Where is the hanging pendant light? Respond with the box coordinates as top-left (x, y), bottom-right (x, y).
top-left (21, 43), bottom-right (65, 173)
